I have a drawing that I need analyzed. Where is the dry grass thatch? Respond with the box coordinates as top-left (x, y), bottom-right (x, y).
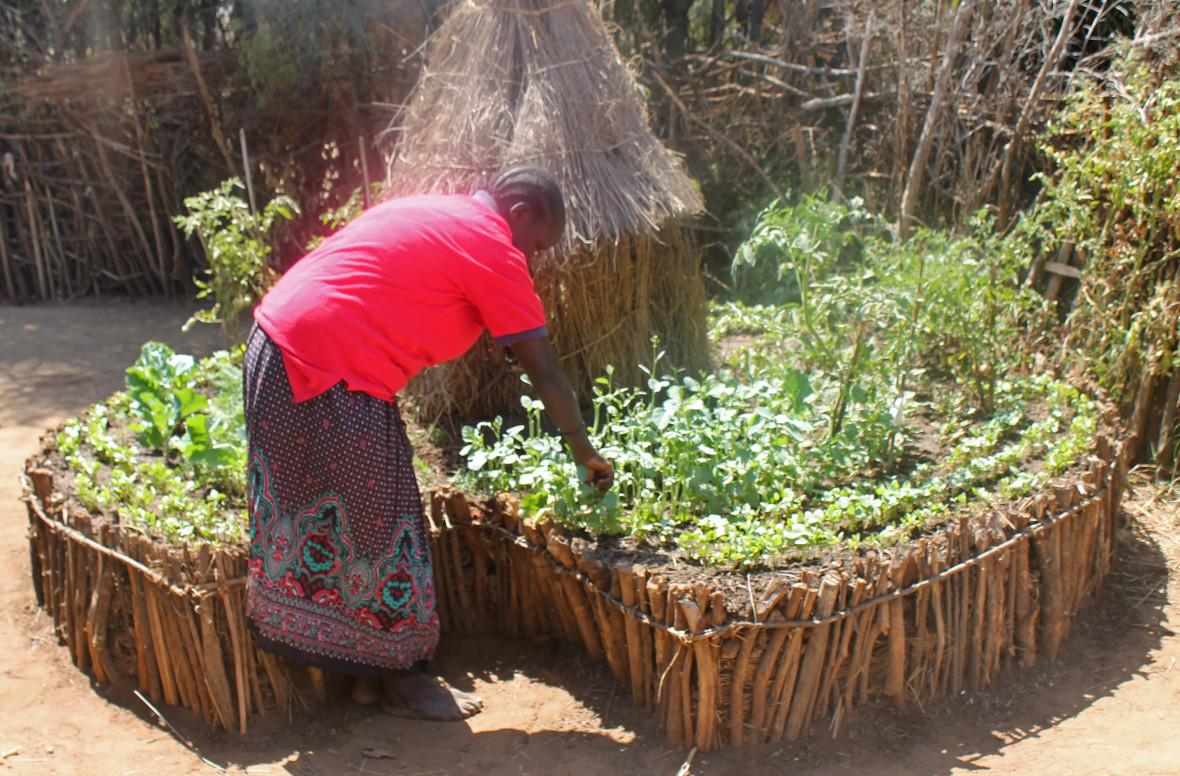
top-left (385, 0), bottom-right (710, 419)
top-left (385, 0), bottom-right (703, 250)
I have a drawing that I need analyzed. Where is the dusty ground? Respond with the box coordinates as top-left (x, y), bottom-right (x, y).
top-left (1, 298), bottom-right (1179, 776)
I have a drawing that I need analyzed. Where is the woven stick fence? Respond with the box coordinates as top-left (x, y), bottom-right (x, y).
top-left (24, 423), bottom-right (1125, 748)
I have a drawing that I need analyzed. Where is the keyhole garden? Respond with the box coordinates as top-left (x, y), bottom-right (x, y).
top-left (25, 185), bottom-right (1131, 750)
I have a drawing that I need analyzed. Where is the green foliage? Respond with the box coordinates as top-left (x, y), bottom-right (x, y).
top-left (233, 0), bottom-right (407, 110)
top-left (53, 197), bottom-right (1097, 563)
top-left (460, 198), bottom-right (1088, 568)
top-left (885, 213), bottom-right (1050, 413)
top-left (174, 178), bottom-right (297, 345)
top-left (1020, 49), bottom-right (1180, 406)
top-left (726, 193), bottom-right (1049, 418)
top-left (57, 344), bottom-right (248, 546)
top-left (305, 183), bottom-right (385, 250)
top-left (731, 191), bottom-right (881, 308)
top-left (459, 362), bottom-right (1097, 568)
top-left (124, 342), bottom-right (241, 469)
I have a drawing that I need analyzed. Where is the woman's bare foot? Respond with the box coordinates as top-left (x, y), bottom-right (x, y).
top-left (379, 673), bottom-right (483, 720)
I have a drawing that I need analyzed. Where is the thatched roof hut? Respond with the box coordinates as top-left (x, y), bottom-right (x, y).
top-left (385, 0), bottom-right (709, 420)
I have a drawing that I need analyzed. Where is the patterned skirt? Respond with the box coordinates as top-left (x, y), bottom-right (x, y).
top-left (242, 324), bottom-right (439, 676)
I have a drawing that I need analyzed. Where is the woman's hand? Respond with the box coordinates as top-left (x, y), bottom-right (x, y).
top-left (582, 454), bottom-right (614, 492)
top-left (508, 336), bottom-right (614, 492)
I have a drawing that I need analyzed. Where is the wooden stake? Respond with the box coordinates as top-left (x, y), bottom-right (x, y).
top-left (144, 587), bottom-right (180, 708)
top-left (843, 571), bottom-right (881, 712)
top-left (761, 582), bottom-right (815, 741)
top-left (951, 522), bottom-right (969, 694)
top-left (543, 563), bottom-right (580, 644)
top-left (649, 576), bottom-right (673, 728)
top-left (968, 549), bottom-right (989, 691)
top-left (635, 569), bottom-right (656, 714)
top-left (820, 576), bottom-right (865, 735)
top-left (221, 592), bottom-right (251, 732)
top-left (727, 626), bottom-right (758, 747)
top-left (449, 529), bottom-right (475, 634)
top-left (663, 641), bottom-right (688, 747)
top-left (745, 627), bottom-right (792, 740)
top-left (1033, 524), bottom-right (1065, 660)
top-left (681, 598), bottom-right (718, 751)
top-left (884, 552), bottom-right (908, 707)
top-left (128, 572), bottom-right (162, 702)
top-left (197, 596), bottom-right (238, 731)
top-left (781, 573), bottom-right (839, 742)
top-left (68, 523), bottom-right (89, 662)
top-left (593, 587), bottom-right (629, 686)
top-left (465, 528), bottom-right (491, 632)
top-left (307, 667), bottom-right (328, 705)
top-left (561, 573), bottom-right (604, 658)
top-left (985, 551), bottom-right (1008, 683)
top-left (86, 551), bottom-right (117, 685)
top-left (1003, 526), bottom-right (1019, 671)
top-left (257, 650), bottom-right (291, 720)
top-left (173, 598), bottom-right (212, 720)
top-left (618, 567), bottom-right (646, 705)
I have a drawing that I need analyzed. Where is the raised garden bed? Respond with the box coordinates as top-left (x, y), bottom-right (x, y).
top-left (23, 405), bottom-right (1126, 749)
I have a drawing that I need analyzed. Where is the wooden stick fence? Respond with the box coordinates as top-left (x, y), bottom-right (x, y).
top-left (23, 426), bottom-right (1125, 748)
top-left (0, 49), bottom-right (233, 301)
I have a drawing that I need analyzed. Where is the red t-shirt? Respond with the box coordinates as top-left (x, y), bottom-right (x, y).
top-left (254, 193), bottom-right (548, 402)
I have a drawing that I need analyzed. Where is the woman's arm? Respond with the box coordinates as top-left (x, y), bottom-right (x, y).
top-left (508, 336), bottom-right (614, 490)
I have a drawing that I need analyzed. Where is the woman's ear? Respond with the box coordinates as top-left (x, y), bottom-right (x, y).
top-left (508, 201), bottom-right (537, 224)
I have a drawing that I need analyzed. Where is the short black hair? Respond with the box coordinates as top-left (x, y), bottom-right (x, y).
top-left (487, 166), bottom-right (566, 228)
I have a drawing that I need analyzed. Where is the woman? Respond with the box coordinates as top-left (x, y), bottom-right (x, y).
top-left (243, 167), bottom-right (613, 721)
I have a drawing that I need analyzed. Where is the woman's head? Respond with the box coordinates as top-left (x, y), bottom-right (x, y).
top-left (488, 166), bottom-right (565, 261)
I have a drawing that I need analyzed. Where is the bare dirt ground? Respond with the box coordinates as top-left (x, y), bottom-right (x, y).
top-left (2, 298), bottom-right (1179, 776)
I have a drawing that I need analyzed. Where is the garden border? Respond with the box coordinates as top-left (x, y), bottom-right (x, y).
top-left (23, 418), bottom-right (1127, 750)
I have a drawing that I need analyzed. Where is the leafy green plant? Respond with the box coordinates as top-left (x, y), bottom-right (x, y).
top-left (1015, 48), bottom-right (1180, 416)
top-left (887, 213), bottom-right (1050, 413)
top-left (459, 364), bottom-right (1097, 568)
top-left (124, 342), bottom-right (240, 469)
top-left (728, 194), bottom-right (1049, 421)
top-left (57, 395), bottom-right (244, 545)
top-left (458, 196), bottom-right (1090, 569)
top-left (174, 178), bottom-right (297, 344)
top-left (126, 342), bottom-right (202, 450)
top-left (56, 343), bottom-right (250, 545)
top-left (305, 183), bottom-right (386, 250)
top-left (731, 191), bottom-right (882, 308)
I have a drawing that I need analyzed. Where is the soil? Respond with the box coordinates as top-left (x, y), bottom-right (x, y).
top-left (2, 298), bottom-right (1179, 776)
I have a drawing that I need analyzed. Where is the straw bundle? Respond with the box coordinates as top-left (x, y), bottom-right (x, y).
top-left (385, 0), bottom-right (709, 419)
